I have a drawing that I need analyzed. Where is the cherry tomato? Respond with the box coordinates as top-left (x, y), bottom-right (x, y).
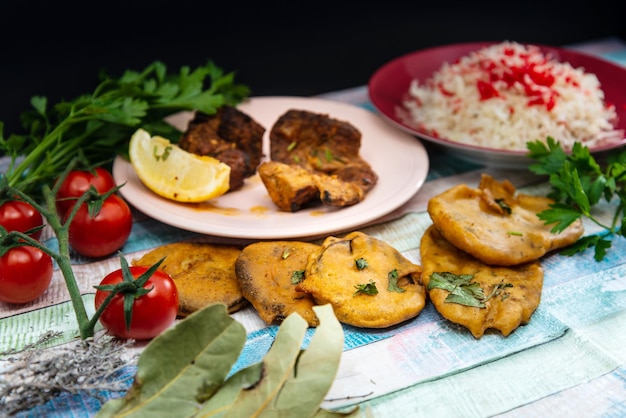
top-left (66, 194), bottom-right (132, 258)
top-left (56, 167), bottom-right (116, 217)
top-left (0, 200), bottom-right (44, 240)
top-left (94, 266), bottom-right (179, 340)
top-left (0, 245), bottom-right (53, 304)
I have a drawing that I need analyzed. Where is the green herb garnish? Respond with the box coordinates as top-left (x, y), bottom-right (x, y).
top-left (355, 257), bottom-right (368, 270)
top-left (291, 270), bottom-right (305, 284)
top-left (0, 60), bottom-right (249, 199)
top-left (387, 269), bottom-right (405, 293)
top-left (354, 280), bottom-right (378, 296)
top-left (527, 137), bottom-right (626, 261)
top-left (154, 145), bottom-right (172, 162)
top-left (428, 272), bottom-right (512, 308)
top-left (495, 198), bottom-right (512, 214)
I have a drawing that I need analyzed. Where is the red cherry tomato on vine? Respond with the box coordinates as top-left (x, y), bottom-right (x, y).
top-left (94, 266), bottom-right (179, 340)
top-left (0, 245), bottom-right (53, 304)
top-left (66, 194), bottom-right (132, 258)
top-left (56, 167), bottom-right (116, 216)
top-left (0, 200), bottom-right (44, 240)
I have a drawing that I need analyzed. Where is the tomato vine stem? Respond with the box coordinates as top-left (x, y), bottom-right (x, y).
top-left (1, 162), bottom-right (134, 340)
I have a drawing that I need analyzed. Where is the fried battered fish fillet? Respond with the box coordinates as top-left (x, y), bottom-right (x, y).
top-left (258, 161), bottom-right (365, 212)
top-left (420, 225), bottom-right (543, 338)
top-left (235, 241), bottom-right (320, 326)
top-left (132, 242), bottom-right (246, 317)
top-left (296, 231), bottom-right (426, 328)
top-left (427, 174), bottom-right (584, 266)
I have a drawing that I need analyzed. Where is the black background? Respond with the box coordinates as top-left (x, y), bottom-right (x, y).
top-left (1, 1), bottom-right (625, 135)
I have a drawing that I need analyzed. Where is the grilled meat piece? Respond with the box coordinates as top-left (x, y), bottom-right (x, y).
top-left (269, 109), bottom-right (378, 193)
top-left (178, 105), bottom-right (265, 190)
top-left (261, 109), bottom-right (378, 211)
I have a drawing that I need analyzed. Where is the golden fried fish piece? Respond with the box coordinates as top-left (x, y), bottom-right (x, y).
top-left (427, 173), bottom-right (584, 266)
top-left (296, 231), bottom-right (426, 328)
top-left (257, 161), bottom-right (319, 212)
top-left (235, 241), bottom-right (320, 326)
top-left (420, 225), bottom-right (543, 338)
top-left (258, 161), bottom-right (365, 212)
top-left (132, 242), bottom-right (246, 317)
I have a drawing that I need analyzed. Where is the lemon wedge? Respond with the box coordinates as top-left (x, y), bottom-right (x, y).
top-left (129, 128), bottom-right (230, 202)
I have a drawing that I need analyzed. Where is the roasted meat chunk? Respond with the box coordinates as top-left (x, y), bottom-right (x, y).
top-left (262, 109), bottom-right (378, 211)
top-left (178, 105), bottom-right (265, 190)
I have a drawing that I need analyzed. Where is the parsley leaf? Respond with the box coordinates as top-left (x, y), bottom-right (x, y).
top-left (428, 272), bottom-right (485, 307)
top-left (527, 138), bottom-right (626, 261)
top-left (355, 258), bottom-right (368, 270)
top-left (354, 280), bottom-right (378, 296)
top-left (428, 272), bottom-right (512, 308)
top-left (387, 269), bottom-right (405, 293)
top-left (291, 270), bottom-right (305, 284)
top-left (0, 60), bottom-right (250, 199)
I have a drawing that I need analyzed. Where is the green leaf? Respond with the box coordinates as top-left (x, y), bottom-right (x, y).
top-left (354, 258), bottom-right (368, 270)
top-left (527, 137), bottom-right (567, 175)
top-left (96, 303), bottom-right (247, 418)
top-left (354, 280), bottom-right (378, 296)
top-left (387, 269), bottom-right (405, 293)
top-left (221, 311), bottom-right (307, 417)
top-left (266, 304), bottom-right (344, 416)
top-left (2, 60), bottom-right (250, 198)
top-left (593, 237), bottom-right (612, 261)
top-left (527, 138), bottom-right (626, 261)
top-left (30, 96), bottom-right (47, 116)
top-left (193, 362), bottom-right (264, 417)
top-left (428, 272), bottom-right (486, 308)
top-left (536, 203), bottom-right (583, 233)
top-left (558, 235), bottom-right (599, 256)
top-left (199, 304), bottom-right (349, 417)
top-left (291, 270), bottom-right (305, 284)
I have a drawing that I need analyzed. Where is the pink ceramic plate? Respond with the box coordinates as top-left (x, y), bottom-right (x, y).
top-left (369, 42), bottom-right (626, 168)
top-left (113, 97), bottom-right (429, 239)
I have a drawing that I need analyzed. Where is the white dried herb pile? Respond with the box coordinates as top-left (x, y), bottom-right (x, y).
top-left (0, 331), bottom-right (137, 416)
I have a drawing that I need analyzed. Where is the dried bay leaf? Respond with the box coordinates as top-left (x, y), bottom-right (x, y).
top-left (193, 362), bottom-right (264, 416)
top-left (97, 303), bottom-right (358, 417)
top-left (96, 303), bottom-right (247, 418)
top-left (265, 304), bottom-right (348, 416)
top-left (219, 304), bottom-right (356, 418)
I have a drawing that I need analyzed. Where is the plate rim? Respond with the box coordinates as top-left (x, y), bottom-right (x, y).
top-left (113, 96), bottom-right (429, 240)
top-left (368, 41), bottom-right (626, 161)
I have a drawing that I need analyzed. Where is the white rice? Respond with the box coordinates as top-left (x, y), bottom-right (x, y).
top-left (402, 41), bottom-right (622, 151)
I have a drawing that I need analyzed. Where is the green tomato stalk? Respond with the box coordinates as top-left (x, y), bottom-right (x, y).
top-left (0, 162), bottom-right (150, 340)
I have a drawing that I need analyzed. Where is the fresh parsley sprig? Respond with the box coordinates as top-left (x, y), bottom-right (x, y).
top-left (527, 137), bottom-right (626, 261)
top-left (0, 60), bottom-right (250, 199)
top-left (428, 272), bottom-right (512, 307)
